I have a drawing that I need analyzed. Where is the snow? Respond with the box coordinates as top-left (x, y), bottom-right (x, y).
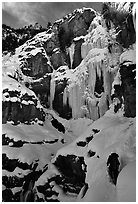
top-left (73, 36), bottom-right (85, 41)
top-left (53, 114), bottom-right (135, 202)
top-left (116, 161), bottom-right (136, 202)
top-left (2, 167), bottom-right (30, 178)
top-left (78, 170), bottom-right (117, 202)
top-left (2, 123), bottom-right (63, 143)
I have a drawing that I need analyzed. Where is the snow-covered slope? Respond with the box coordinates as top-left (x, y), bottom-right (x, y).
top-left (53, 112), bottom-right (135, 201)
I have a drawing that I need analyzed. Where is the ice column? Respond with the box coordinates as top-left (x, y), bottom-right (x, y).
top-left (50, 74), bottom-right (56, 109)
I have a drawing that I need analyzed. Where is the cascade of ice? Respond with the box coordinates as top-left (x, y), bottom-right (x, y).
top-left (68, 84), bottom-right (83, 119)
top-left (62, 14), bottom-right (122, 120)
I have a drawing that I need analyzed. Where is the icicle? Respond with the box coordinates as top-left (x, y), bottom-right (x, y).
top-left (87, 61), bottom-right (96, 95)
top-left (132, 3), bottom-right (136, 31)
top-left (63, 87), bottom-right (68, 105)
top-left (50, 77), bottom-right (56, 109)
top-left (98, 93), bottom-right (108, 117)
top-left (87, 97), bottom-right (99, 120)
top-left (69, 87), bottom-right (73, 113)
top-left (96, 61), bottom-right (102, 79)
top-left (68, 43), bottom-right (75, 68)
top-left (68, 84), bottom-right (83, 119)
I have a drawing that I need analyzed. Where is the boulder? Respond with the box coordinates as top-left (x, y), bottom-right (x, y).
top-left (50, 50), bottom-right (68, 70)
top-left (21, 52), bottom-right (52, 77)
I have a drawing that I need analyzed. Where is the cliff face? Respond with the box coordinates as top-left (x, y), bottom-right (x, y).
top-left (2, 5), bottom-right (136, 122)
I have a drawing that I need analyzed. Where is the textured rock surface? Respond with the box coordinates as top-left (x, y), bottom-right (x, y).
top-left (120, 63), bottom-right (136, 117)
top-left (72, 38), bottom-right (84, 69)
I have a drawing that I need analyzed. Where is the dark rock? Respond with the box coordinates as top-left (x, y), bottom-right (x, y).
top-left (107, 153), bottom-right (120, 185)
top-left (119, 63), bottom-right (136, 117)
top-left (92, 129), bottom-right (100, 134)
top-left (2, 134), bottom-right (28, 147)
top-left (87, 150), bottom-right (96, 157)
top-left (2, 100), bottom-right (45, 124)
top-left (2, 175), bottom-right (24, 188)
top-left (72, 38), bottom-right (84, 69)
top-left (45, 139), bottom-right (58, 144)
top-left (2, 153), bottom-right (32, 172)
top-left (43, 34), bottom-right (59, 55)
top-left (58, 8), bottom-right (96, 51)
top-left (2, 188), bottom-right (14, 202)
top-left (50, 50), bottom-right (67, 70)
top-left (31, 74), bottom-right (51, 108)
top-left (77, 141), bottom-right (87, 147)
top-left (95, 71), bottom-right (104, 95)
top-left (51, 118), bottom-right (65, 134)
top-left (21, 52), bottom-right (52, 77)
top-left (86, 135), bottom-right (94, 143)
top-left (53, 79), bottom-right (72, 119)
top-left (54, 155), bottom-right (87, 193)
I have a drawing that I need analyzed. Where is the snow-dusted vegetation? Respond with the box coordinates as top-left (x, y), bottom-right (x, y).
top-left (2, 2), bottom-right (136, 202)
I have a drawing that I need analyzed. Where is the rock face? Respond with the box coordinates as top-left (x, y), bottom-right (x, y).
top-left (72, 38), bottom-right (84, 69)
top-left (54, 155), bottom-right (87, 194)
top-left (50, 50), bottom-right (68, 70)
top-left (120, 63), bottom-right (136, 117)
top-left (2, 8), bottom-right (98, 122)
top-left (2, 5), bottom-right (136, 121)
top-left (2, 74), bottom-right (45, 124)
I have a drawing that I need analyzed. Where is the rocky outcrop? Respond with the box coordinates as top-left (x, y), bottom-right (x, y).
top-left (50, 49), bottom-right (68, 70)
top-left (120, 63), bottom-right (136, 117)
top-left (72, 38), bottom-right (84, 69)
top-left (2, 101), bottom-right (45, 124)
top-left (54, 155), bottom-right (87, 194)
top-left (2, 8), bottom-right (97, 121)
top-left (21, 52), bottom-right (52, 77)
top-left (2, 152), bottom-right (48, 202)
top-left (2, 75), bottom-right (45, 124)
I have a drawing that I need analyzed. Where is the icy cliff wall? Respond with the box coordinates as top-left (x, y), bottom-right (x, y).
top-left (2, 3), bottom-right (136, 123)
top-left (50, 2), bottom-right (136, 120)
